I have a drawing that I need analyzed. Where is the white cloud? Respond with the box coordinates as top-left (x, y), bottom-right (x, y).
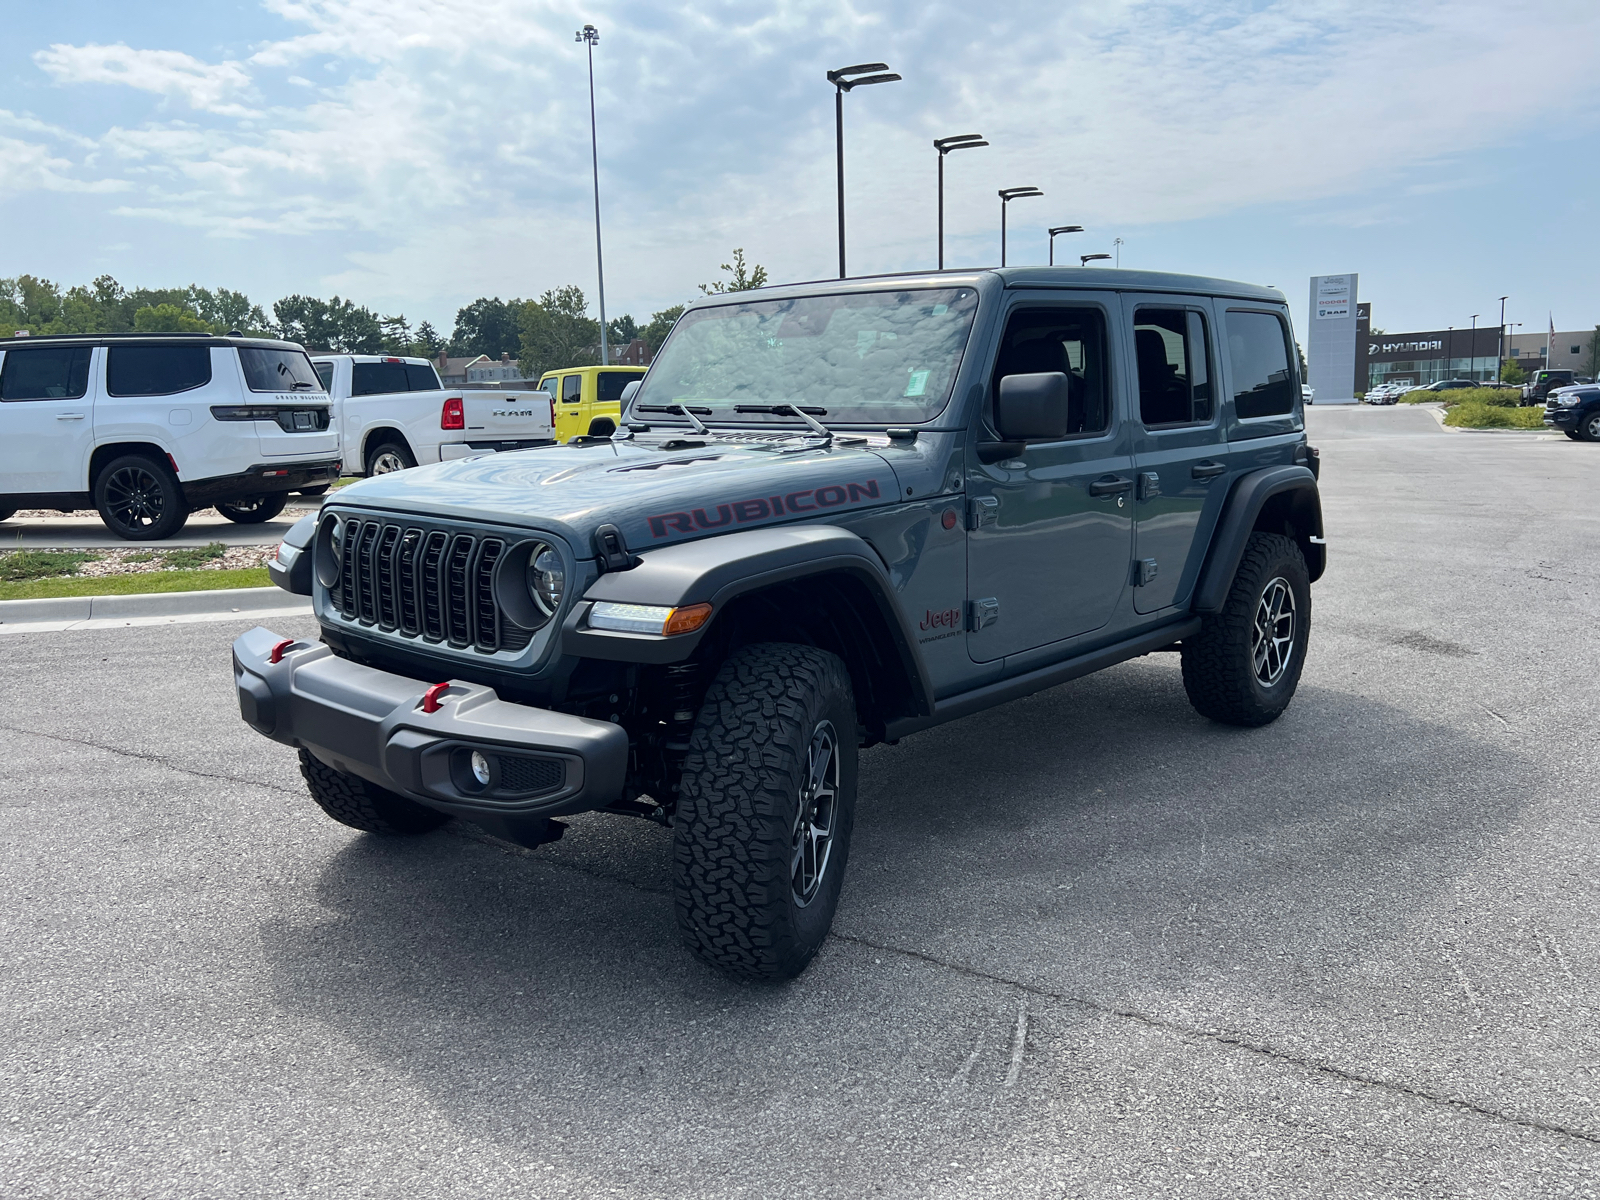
top-left (33, 43), bottom-right (255, 115)
top-left (0, 134), bottom-right (127, 197)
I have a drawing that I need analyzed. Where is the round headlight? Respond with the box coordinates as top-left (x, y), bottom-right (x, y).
top-left (528, 544), bottom-right (565, 616)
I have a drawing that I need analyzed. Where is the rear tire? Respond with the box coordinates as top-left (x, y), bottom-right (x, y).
top-left (365, 441), bottom-right (415, 476)
top-left (216, 494), bottom-right (288, 524)
top-left (94, 454), bottom-right (188, 541)
top-left (298, 749), bottom-right (449, 834)
top-left (1182, 532), bottom-right (1311, 727)
top-left (674, 643), bottom-right (859, 981)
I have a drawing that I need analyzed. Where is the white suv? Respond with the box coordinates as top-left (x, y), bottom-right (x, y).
top-left (0, 332), bottom-right (340, 540)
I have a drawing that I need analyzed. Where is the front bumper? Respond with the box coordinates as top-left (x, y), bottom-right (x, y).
top-left (184, 459), bottom-right (342, 506)
top-left (1542, 407), bottom-right (1578, 428)
top-left (232, 626), bottom-right (629, 820)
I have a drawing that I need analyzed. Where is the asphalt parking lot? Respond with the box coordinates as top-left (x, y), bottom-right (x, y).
top-left (2, 404), bottom-right (1596, 1198)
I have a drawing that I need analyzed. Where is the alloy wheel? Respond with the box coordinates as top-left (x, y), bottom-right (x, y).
top-left (1586, 413), bottom-right (1600, 441)
top-left (370, 452), bottom-right (408, 474)
top-left (790, 720), bottom-right (840, 907)
top-left (1252, 576), bottom-right (1296, 687)
top-left (104, 465), bottom-right (167, 531)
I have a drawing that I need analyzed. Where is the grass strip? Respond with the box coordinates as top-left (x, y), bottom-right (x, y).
top-left (0, 567), bottom-right (272, 602)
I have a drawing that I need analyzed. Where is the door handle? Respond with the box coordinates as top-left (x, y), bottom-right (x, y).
top-left (56, 412), bottom-right (87, 421)
top-left (1191, 460), bottom-right (1226, 479)
top-left (1088, 475), bottom-right (1133, 497)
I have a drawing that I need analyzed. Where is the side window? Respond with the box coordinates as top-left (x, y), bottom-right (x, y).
top-left (990, 307), bottom-right (1111, 437)
top-left (314, 362), bottom-right (334, 392)
top-left (596, 371), bottom-right (638, 404)
top-left (538, 376), bottom-right (556, 395)
top-left (1225, 310), bottom-right (1296, 418)
top-left (106, 345), bottom-right (212, 396)
top-left (0, 346), bottom-right (92, 401)
top-left (404, 364), bottom-right (441, 391)
top-left (562, 375), bottom-right (582, 403)
top-left (1133, 308), bottom-right (1213, 426)
top-left (239, 347), bottom-right (322, 393)
top-left (351, 362), bottom-right (410, 395)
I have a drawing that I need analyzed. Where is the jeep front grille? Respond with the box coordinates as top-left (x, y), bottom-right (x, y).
top-left (330, 517), bottom-right (535, 653)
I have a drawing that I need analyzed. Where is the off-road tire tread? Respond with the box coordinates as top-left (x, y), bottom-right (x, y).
top-left (297, 748), bottom-right (448, 834)
top-left (1182, 532), bottom-right (1310, 727)
top-left (673, 643), bottom-right (856, 982)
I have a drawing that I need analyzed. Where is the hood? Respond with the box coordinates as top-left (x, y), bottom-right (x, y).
top-left (332, 433), bottom-right (909, 557)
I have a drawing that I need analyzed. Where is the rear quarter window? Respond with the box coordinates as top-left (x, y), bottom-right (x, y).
top-left (107, 345), bottom-right (212, 396)
top-left (1225, 310), bottom-right (1296, 419)
top-left (597, 371), bottom-right (640, 404)
top-left (352, 362), bottom-right (411, 395)
top-left (404, 364), bottom-right (441, 391)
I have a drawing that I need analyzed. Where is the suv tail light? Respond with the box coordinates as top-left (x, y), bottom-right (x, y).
top-left (441, 397), bottom-right (465, 430)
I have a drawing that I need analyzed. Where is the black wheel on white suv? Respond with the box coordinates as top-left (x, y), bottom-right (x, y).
top-left (94, 454), bottom-right (188, 541)
top-left (216, 494), bottom-right (288, 524)
top-left (1181, 532), bottom-right (1311, 727)
top-left (673, 643), bottom-right (859, 982)
top-left (365, 441), bottom-right (416, 476)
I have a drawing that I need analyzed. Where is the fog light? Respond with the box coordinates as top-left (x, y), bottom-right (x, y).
top-left (470, 750), bottom-right (491, 786)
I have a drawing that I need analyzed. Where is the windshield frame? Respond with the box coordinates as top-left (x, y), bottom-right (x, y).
top-left (629, 284), bottom-right (982, 430)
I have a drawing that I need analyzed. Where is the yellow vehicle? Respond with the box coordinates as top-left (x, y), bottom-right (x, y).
top-left (535, 365), bottom-right (647, 442)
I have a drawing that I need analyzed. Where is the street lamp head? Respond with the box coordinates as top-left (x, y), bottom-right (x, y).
top-left (935, 134), bottom-right (987, 153)
top-left (1081, 253), bottom-right (1112, 265)
top-left (1049, 225), bottom-right (1084, 236)
top-left (575, 23), bottom-right (598, 44)
top-left (999, 187), bottom-right (1043, 201)
top-left (828, 63), bottom-right (896, 90)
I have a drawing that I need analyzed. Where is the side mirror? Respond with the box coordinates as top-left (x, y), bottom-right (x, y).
top-left (620, 380), bottom-right (641, 405)
top-left (996, 372), bottom-right (1070, 441)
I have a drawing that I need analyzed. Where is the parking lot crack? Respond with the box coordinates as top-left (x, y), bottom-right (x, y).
top-left (829, 930), bottom-right (1600, 1147)
top-left (0, 721), bottom-right (302, 797)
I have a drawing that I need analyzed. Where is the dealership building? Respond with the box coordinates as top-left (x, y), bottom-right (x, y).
top-left (1309, 274), bottom-right (1597, 398)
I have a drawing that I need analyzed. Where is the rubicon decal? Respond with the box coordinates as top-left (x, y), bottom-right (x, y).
top-left (647, 479), bottom-right (882, 537)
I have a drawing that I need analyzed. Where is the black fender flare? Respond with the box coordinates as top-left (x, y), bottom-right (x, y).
top-left (562, 525), bottom-right (935, 719)
top-left (1193, 465), bottom-right (1324, 614)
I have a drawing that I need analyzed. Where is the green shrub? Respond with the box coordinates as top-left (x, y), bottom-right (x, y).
top-left (162, 541), bottom-right (227, 569)
top-left (0, 549), bottom-right (96, 582)
top-left (1403, 386), bottom-right (1519, 406)
top-left (1441, 402), bottom-right (1547, 429)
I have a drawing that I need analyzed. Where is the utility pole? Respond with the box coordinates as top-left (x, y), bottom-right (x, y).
top-left (827, 63), bottom-right (901, 279)
top-left (1497, 296), bottom-right (1507, 383)
top-left (934, 134), bottom-right (987, 270)
top-left (1113, 237), bottom-right (1124, 268)
top-left (576, 24), bottom-right (608, 365)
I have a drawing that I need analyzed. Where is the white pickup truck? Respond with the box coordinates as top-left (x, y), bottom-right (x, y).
top-left (310, 354), bottom-right (555, 480)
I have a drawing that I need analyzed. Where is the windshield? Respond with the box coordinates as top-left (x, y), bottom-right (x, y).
top-left (634, 287), bottom-right (979, 425)
top-left (238, 347), bottom-right (324, 393)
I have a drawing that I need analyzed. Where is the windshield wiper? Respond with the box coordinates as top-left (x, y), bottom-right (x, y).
top-left (733, 404), bottom-right (832, 445)
top-left (635, 403), bottom-right (712, 435)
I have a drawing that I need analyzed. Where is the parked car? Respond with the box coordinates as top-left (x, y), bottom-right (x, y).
top-left (1301, 383), bottom-right (1315, 405)
top-left (310, 354), bottom-right (556, 480)
top-left (1420, 379), bottom-right (1480, 393)
top-left (238, 267), bottom-right (1325, 981)
top-left (1521, 369), bottom-right (1576, 406)
top-left (1543, 384), bottom-right (1600, 441)
top-left (534, 364), bottom-right (647, 442)
top-left (1364, 384), bottom-right (1398, 405)
top-left (0, 332), bottom-right (340, 539)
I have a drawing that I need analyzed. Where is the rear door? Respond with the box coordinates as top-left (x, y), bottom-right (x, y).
top-left (0, 343), bottom-right (97, 493)
top-left (1126, 296), bottom-right (1228, 613)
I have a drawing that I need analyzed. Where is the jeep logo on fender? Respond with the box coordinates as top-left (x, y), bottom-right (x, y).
top-left (647, 479), bottom-right (882, 537)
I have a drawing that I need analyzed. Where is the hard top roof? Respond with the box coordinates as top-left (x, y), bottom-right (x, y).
top-left (2, 331), bottom-right (307, 351)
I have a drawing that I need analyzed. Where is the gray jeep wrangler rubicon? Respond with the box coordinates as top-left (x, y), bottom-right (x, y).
top-left (234, 267), bottom-right (1324, 981)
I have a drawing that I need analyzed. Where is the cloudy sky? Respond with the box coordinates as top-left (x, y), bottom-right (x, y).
top-left (3, 0), bottom-right (1598, 338)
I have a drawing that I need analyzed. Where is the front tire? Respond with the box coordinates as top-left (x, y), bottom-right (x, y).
top-left (365, 441), bottom-right (416, 476)
top-left (216, 494), bottom-right (288, 524)
top-left (298, 749), bottom-right (449, 834)
top-left (674, 643), bottom-right (859, 981)
top-left (1577, 412), bottom-right (1600, 442)
top-left (94, 454), bottom-right (188, 541)
top-left (1182, 532), bottom-right (1311, 727)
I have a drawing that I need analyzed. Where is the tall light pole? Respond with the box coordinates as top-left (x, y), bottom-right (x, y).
top-left (1113, 237), bottom-right (1124, 268)
top-left (998, 187), bottom-right (1043, 267)
top-left (934, 134), bottom-right (987, 270)
top-left (827, 63), bottom-right (902, 279)
top-left (1469, 313), bottom-right (1479, 381)
top-left (1496, 295), bottom-right (1508, 382)
top-left (1081, 253), bottom-right (1111, 266)
top-left (1048, 225), bottom-right (1083, 266)
top-left (576, 23), bottom-right (608, 365)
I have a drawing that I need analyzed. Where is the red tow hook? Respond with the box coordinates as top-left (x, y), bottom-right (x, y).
top-left (420, 681), bottom-right (451, 714)
top-left (268, 638), bottom-right (297, 664)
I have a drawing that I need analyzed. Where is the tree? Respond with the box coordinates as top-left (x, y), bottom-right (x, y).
top-left (1585, 327), bottom-right (1600, 381)
top-left (607, 313), bottom-right (639, 345)
top-left (698, 248), bottom-right (768, 295)
top-left (518, 285), bottom-right (599, 378)
top-left (273, 294), bottom-right (383, 352)
top-left (450, 297), bottom-right (523, 359)
top-left (133, 303), bottom-right (210, 332)
top-left (640, 304), bottom-right (685, 356)
top-left (380, 314), bottom-right (413, 356)
top-left (414, 321), bottom-right (445, 359)
top-left (1499, 358), bottom-right (1527, 385)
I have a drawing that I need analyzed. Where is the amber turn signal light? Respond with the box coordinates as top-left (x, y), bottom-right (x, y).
top-left (662, 603), bottom-right (713, 636)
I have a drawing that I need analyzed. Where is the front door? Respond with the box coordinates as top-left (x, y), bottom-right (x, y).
top-left (554, 372), bottom-right (585, 441)
top-left (1126, 297), bottom-right (1228, 613)
top-left (0, 343), bottom-right (97, 494)
top-left (966, 300), bottom-right (1134, 663)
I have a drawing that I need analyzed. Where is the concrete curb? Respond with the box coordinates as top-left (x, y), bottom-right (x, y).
top-left (0, 585), bottom-right (311, 627)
